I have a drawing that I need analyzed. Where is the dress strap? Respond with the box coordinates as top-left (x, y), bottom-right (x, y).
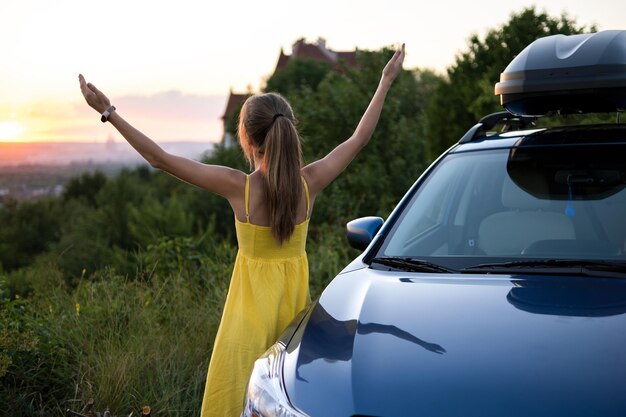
top-left (301, 176), bottom-right (310, 217)
top-left (244, 175), bottom-right (250, 223)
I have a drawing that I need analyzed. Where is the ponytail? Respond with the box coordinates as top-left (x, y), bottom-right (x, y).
top-left (238, 93), bottom-right (304, 245)
top-left (263, 115), bottom-right (303, 244)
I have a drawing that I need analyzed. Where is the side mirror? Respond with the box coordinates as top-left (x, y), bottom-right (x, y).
top-left (346, 216), bottom-right (384, 251)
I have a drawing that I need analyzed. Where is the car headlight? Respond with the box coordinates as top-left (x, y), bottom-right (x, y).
top-left (242, 342), bottom-right (309, 417)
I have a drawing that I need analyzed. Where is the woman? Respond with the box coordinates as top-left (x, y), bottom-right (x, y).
top-left (79, 43), bottom-right (405, 416)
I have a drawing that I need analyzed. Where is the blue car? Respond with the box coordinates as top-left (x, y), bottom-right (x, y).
top-left (242, 31), bottom-right (626, 417)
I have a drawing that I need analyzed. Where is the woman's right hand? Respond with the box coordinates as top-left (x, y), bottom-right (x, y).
top-left (78, 74), bottom-right (112, 114)
top-left (381, 43), bottom-right (405, 85)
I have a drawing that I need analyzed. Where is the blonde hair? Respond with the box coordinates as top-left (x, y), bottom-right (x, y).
top-left (238, 93), bottom-right (303, 245)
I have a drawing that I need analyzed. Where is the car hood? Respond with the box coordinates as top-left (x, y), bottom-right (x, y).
top-left (283, 267), bottom-right (626, 417)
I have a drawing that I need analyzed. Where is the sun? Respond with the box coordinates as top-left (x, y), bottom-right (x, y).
top-left (0, 121), bottom-right (25, 141)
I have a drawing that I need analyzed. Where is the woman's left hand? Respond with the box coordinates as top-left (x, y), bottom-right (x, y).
top-left (78, 74), bottom-right (112, 114)
top-left (381, 43), bottom-right (405, 84)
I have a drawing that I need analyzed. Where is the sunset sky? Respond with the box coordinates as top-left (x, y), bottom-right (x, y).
top-left (0, 0), bottom-right (624, 143)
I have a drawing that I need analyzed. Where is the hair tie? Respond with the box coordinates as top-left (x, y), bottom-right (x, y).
top-left (272, 113), bottom-right (284, 122)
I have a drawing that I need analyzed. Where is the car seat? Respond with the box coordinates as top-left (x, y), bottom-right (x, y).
top-left (478, 176), bottom-right (575, 256)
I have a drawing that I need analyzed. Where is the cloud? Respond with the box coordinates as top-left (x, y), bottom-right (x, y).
top-left (114, 91), bottom-right (227, 122)
top-left (4, 91), bottom-right (228, 142)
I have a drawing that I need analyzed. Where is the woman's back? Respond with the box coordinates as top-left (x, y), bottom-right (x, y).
top-left (234, 171), bottom-right (312, 227)
top-left (235, 173), bottom-right (311, 259)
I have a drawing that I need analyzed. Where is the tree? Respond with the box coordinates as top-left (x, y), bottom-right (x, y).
top-left (63, 171), bottom-right (107, 206)
top-left (423, 7), bottom-right (593, 160)
top-left (265, 48), bottom-right (441, 223)
top-left (265, 58), bottom-right (332, 97)
top-left (0, 198), bottom-right (63, 271)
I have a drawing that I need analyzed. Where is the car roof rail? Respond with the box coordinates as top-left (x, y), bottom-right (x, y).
top-left (458, 111), bottom-right (537, 144)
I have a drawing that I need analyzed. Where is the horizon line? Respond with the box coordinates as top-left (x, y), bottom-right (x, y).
top-left (0, 139), bottom-right (220, 145)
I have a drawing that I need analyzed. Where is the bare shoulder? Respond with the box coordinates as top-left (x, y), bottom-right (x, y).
top-left (213, 165), bottom-right (248, 199)
top-left (301, 165), bottom-right (320, 198)
top-left (302, 157), bottom-right (336, 197)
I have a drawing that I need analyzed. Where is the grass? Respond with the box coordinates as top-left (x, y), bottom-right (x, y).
top-left (0, 227), bottom-right (357, 416)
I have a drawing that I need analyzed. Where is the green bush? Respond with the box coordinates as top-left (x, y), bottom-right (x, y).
top-left (307, 223), bottom-right (359, 299)
top-left (0, 278), bottom-right (73, 416)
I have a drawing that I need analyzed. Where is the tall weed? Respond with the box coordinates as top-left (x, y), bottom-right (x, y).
top-left (2, 236), bottom-right (236, 416)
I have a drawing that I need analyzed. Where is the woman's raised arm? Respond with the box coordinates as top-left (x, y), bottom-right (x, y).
top-left (78, 74), bottom-right (244, 199)
top-left (302, 44), bottom-right (405, 196)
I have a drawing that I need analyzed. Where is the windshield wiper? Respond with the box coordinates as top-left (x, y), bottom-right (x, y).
top-left (370, 257), bottom-right (457, 274)
top-left (463, 259), bottom-right (626, 278)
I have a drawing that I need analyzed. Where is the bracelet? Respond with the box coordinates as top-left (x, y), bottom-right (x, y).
top-left (101, 105), bottom-right (116, 123)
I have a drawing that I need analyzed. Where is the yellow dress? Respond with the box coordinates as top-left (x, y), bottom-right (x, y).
top-left (200, 175), bottom-right (311, 417)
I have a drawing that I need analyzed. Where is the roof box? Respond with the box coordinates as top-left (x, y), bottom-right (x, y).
top-left (495, 30), bottom-right (626, 116)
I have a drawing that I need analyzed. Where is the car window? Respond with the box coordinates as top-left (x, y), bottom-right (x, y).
top-left (378, 145), bottom-right (626, 269)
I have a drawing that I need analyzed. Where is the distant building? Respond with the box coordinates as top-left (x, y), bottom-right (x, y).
top-left (221, 90), bottom-right (250, 148)
top-left (221, 38), bottom-right (358, 145)
top-left (275, 38), bottom-right (357, 72)
top-left (105, 134), bottom-right (117, 151)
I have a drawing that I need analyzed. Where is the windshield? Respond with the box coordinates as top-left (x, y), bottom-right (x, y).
top-left (377, 144), bottom-right (626, 270)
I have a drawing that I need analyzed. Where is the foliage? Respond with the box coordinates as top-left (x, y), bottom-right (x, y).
top-left (1, 236), bottom-right (235, 416)
top-left (0, 198), bottom-right (63, 271)
top-left (271, 48), bottom-right (439, 222)
top-left (307, 223), bottom-right (359, 298)
top-left (128, 196), bottom-right (194, 248)
top-left (63, 171), bottom-right (108, 206)
top-left (0, 285), bottom-right (38, 379)
top-left (0, 277), bottom-right (73, 416)
top-left (265, 58), bottom-right (332, 96)
top-left (53, 242), bottom-right (233, 416)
